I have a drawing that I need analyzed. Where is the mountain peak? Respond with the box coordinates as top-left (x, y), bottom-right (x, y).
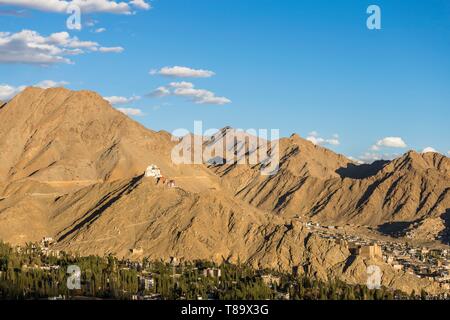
top-left (289, 133), bottom-right (301, 140)
top-left (0, 87), bottom-right (153, 183)
top-left (14, 87), bottom-right (120, 119)
top-left (15, 86), bottom-right (106, 103)
top-left (396, 149), bottom-right (449, 171)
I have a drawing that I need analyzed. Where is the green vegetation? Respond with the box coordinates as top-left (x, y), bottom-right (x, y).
top-left (0, 241), bottom-right (413, 300)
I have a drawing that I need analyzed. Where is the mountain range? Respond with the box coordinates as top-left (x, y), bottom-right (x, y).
top-left (0, 87), bottom-right (448, 294)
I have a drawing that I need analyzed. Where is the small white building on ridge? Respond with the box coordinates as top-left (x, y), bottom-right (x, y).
top-left (145, 164), bottom-right (162, 178)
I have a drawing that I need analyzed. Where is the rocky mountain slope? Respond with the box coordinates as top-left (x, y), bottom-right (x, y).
top-left (0, 87), bottom-right (218, 196)
top-left (210, 136), bottom-right (450, 231)
top-left (0, 87), bottom-right (448, 294)
top-left (0, 173), bottom-right (440, 294)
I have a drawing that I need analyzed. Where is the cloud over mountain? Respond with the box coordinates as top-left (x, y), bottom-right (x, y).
top-left (116, 107), bottom-right (143, 116)
top-left (0, 84), bottom-right (25, 101)
top-left (151, 82), bottom-right (231, 105)
top-left (422, 147), bottom-right (437, 154)
top-left (104, 95), bottom-right (141, 105)
top-left (0, 80), bottom-right (68, 100)
top-left (371, 137), bottom-right (407, 150)
top-left (306, 131), bottom-right (340, 146)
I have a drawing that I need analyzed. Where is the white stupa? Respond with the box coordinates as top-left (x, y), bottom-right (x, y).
top-left (145, 164), bottom-right (162, 178)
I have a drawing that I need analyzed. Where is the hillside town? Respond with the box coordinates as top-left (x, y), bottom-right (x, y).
top-left (0, 240), bottom-right (416, 301)
top-left (1, 217), bottom-right (448, 301)
top-left (299, 220), bottom-right (449, 291)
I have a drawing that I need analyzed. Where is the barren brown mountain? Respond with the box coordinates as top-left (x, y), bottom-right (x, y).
top-left (211, 135), bottom-right (450, 231)
top-left (0, 87), bottom-right (218, 195)
top-left (0, 87), bottom-right (448, 294)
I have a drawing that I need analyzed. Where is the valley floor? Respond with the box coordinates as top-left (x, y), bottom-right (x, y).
top-left (1, 241), bottom-right (447, 301)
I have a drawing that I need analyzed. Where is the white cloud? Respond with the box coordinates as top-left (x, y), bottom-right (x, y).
top-left (171, 82), bottom-right (230, 105)
top-left (85, 19), bottom-right (99, 27)
top-left (97, 46), bottom-right (124, 53)
top-left (169, 81), bottom-right (194, 89)
top-left (372, 137), bottom-right (407, 150)
top-left (348, 156), bottom-right (364, 165)
top-left (0, 30), bottom-right (122, 65)
top-left (422, 147), bottom-right (437, 154)
top-left (130, 0), bottom-right (151, 10)
top-left (358, 152), bottom-right (383, 162)
top-left (49, 31), bottom-right (99, 48)
top-left (95, 28), bottom-right (106, 33)
top-left (326, 138), bottom-right (340, 146)
top-left (306, 136), bottom-right (324, 145)
top-left (151, 82), bottom-right (231, 105)
top-left (354, 151), bottom-right (401, 164)
top-left (35, 80), bottom-right (69, 88)
top-left (0, 0), bottom-right (69, 12)
top-left (104, 95), bottom-right (140, 105)
top-left (0, 84), bottom-right (26, 100)
top-left (0, 0), bottom-right (149, 14)
top-left (151, 86), bottom-right (171, 97)
top-left (116, 108), bottom-right (143, 116)
top-left (357, 152), bottom-right (398, 163)
top-left (0, 80), bottom-right (68, 100)
top-left (306, 131), bottom-right (340, 146)
top-left (358, 136), bottom-right (408, 163)
top-left (150, 66), bottom-right (216, 78)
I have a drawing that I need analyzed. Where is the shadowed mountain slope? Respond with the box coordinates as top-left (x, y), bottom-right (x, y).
top-left (0, 87), bottom-right (448, 294)
top-left (210, 135), bottom-right (450, 227)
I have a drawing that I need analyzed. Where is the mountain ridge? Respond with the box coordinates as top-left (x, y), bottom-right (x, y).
top-left (0, 87), bottom-right (448, 295)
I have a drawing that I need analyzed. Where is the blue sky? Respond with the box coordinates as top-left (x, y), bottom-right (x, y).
top-left (0, 0), bottom-right (449, 162)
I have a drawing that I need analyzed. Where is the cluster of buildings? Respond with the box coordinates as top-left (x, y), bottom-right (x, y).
top-left (260, 274), bottom-right (281, 287)
top-left (382, 243), bottom-right (449, 288)
top-left (8, 219), bottom-right (449, 299)
top-left (203, 268), bottom-right (222, 278)
top-left (301, 220), bottom-right (449, 290)
top-left (39, 237), bottom-right (62, 258)
top-left (13, 237), bottom-right (60, 258)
